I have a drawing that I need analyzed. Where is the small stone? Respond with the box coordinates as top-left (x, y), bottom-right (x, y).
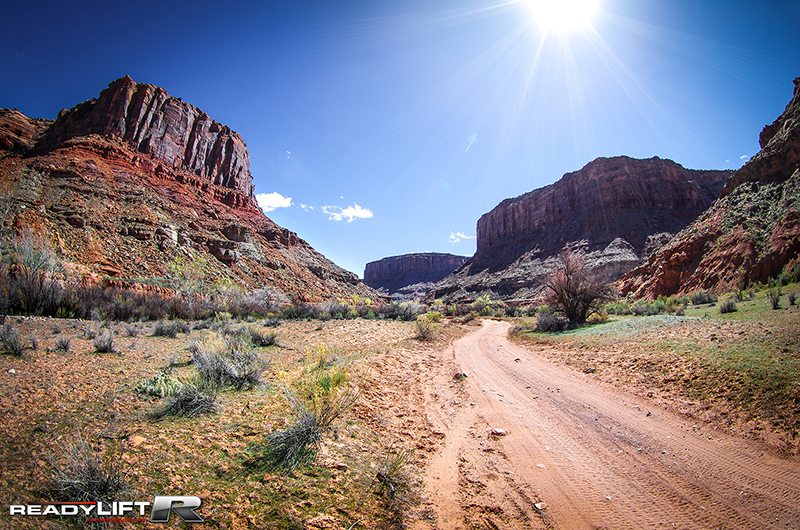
top-left (489, 428), bottom-right (507, 436)
top-left (534, 502), bottom-right (547, 511)
top-left (8, 369), bottom-right (16, 375)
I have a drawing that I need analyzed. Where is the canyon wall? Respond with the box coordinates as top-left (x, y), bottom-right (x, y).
top-left (364, 253), bottom-right (468, 299)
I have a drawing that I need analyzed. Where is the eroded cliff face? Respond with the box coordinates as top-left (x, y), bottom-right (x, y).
top-left (428, 156), bottom-right (730, 303)
top-left (0, 80), bottom-right (380, 303)
top-left (39, 76), bottom-right (254, 201)
top-left (618, 78), bottom-right (800, 299)
top-left (364, 253), bottom-right (468, 299)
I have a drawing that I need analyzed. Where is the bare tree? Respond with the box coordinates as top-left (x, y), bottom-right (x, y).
top-left (542, 250), bottom-right (612, 325)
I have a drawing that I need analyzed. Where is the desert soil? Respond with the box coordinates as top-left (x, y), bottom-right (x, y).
top-left (414, 319), bottom-right (800, 530)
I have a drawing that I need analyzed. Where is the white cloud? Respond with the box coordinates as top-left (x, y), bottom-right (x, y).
top-left (449, 231), bottom-right (476, 243)
top-left (740, 154), bottom-right (750, 160)
top-left (256, 192), bottom-right (292, 212)
top-left (323, 203), bottom-right (373, 223)
top-left (299, 203), bottom-right (314, 211)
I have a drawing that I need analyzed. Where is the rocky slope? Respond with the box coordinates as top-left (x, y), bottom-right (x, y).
top-left (428, 156), bottom-right (730, 303)
top-left (0, 77), bottom-right (379, 302)
top-left (618, 77), bottom-right (800, 299)
top-left (364, 253), bottom-right (468, 300)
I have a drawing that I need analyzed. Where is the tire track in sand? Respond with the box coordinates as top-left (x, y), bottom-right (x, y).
top-left (424, 320), bottom-right (800, 529)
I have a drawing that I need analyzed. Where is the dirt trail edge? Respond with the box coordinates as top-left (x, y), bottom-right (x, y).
top-left (422, 319), bottom-right (800, 530)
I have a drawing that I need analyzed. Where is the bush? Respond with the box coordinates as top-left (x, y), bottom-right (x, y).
top-left (152, 319), bottom-right (189, 338)
top-left (48, 435), bottom-right (129, 511)
top-left (414, 317), bottom-right (435, 341)
top-left (0, 324), bottom-right (24, 356)
top-left (246, 327), bottom-right (277, 347)
top-left (690, 290), bottom-right (717, 305)
top-left (719, 298), bottom-right (737, 314)
top-left (535, 311), bottom-right (568, 332)
top-left (93, 329), bottom-right (115, 353)
top-left (150, 385), bottom-right (217, 419)
top-left (136, 372), bottom-right (189, 398)
top-left (123, 323), bottom-right (140, 337)
top-left (254, 379), bottom-right (359, 470)
top-left (54, 335), bottom-right (71, 353)
top-left (192, 333), bottom-right (267, 390)
top-left (543, 251), bottom-right (612, 325)
top-left (768, 287), bottom-right (782, 309)
top-left (789, 292), bottom-right (797, 306)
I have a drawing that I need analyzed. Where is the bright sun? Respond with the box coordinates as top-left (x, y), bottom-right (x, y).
top-left (525, 0), bottom-right (601, 33)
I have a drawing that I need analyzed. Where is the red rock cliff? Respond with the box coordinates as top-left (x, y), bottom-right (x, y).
top-left (40, 76), bottom-right (254, 201)
top-left (618, 77), bottom-right (800, 299)
top-left (364, 253), bottom-right (468, 294)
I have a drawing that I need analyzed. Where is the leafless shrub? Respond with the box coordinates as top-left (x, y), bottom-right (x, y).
top-left (542, 250), bottom-right (612, 325)
top-left (93, 328), bottom-right (115, 353)
top-left (49, 434), bottom-right (129, 528)
top-left (0, 323), bottom-right (24, 356)
top-left (54, 335), bottom-right (71, 353)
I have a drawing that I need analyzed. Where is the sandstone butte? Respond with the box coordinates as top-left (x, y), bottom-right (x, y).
top-left (617, 76), bottom-right (800, 299)
top-left (363, 253), bottom-right (468, 298)
top-left (0, 76), bottom-right (380, 303)
top-left (427, 155), bottom-right (730, 303)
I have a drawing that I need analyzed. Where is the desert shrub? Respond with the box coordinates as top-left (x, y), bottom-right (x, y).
top-left (319, 300), bottom-right (352, 319)
top-left (789, 292), bottom-right (797, 306)
top-left (152, 319), bottom-right (189, 338)
top-left (150, 385), bottom-right (217, 419)
top-left (543, 251), bottom-right (612, 325)
top-left (424, 311), bottom-right (442, 323)
top-left (48, 435), bottom-right (130, 518)
top-left (605, 301), bottom-right (632, 315)
top-left (665, 295), bottom-right (688, 315)
top-left (255, 376), bottom-right (359, 470)
top-left (690, 290), bottom-right (717, 305)
top-left (0, 324), bottom-right (24, 356)
top-left (375, 446), bottom-right (416, 519)
top-left (262, 317), bottom-right (281, 328)
top-left (136, 372), bottom-right (189, 398)
top-left (719, 298), bottom-right (738, 314)
top-left (247, 327), bottom-right (277, 347)
top-left (93, 329), bottom-right (115, 353)
top-left (123, 322), bottom-right (140, 337)
top-left (54, 335), bottom-right (71, 353)
top-left (192, 333), bottom-right (267, 390)
top-left (632, 299), bottom-right (666, 316)
top-left (414, 317), bottom-right (435, 341)
top-left (535, 311), bottom-right (568, 332)
top-left (768, 287), bottom-right (782, 309)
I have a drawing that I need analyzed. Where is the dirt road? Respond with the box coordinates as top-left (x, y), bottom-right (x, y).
top-left (422, 320), bottom-right (800, 529)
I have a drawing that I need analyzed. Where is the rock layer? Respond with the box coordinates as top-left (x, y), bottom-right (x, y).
top-left (428, 156), bottom-right (730, 302)
top-left (0, 80), bottom-right (380, 303)
top-left (618, 77), bottom-right (800, 298)
top-left (40, 76), bottom-right (254, 201)
top-left (364, 253), bottom-right (468, 298)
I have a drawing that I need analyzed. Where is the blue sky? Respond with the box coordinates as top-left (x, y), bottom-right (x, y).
top-left (3, 1), bottom-right (799, 277)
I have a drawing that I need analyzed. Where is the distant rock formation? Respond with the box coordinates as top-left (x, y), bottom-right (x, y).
top-left (364, 253), bottom-right (468, 300)
top-left (39, 76), bottom-right (255, 202)
top-left (0, 79), bottom-right (381, 303)
top-left (428, 156), bottom-right (730, 303)
top-left (618, 77), bottom-right (800, 298)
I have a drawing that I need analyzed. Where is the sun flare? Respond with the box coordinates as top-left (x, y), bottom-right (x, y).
top-left (525, 0), bottom-right (600, 33)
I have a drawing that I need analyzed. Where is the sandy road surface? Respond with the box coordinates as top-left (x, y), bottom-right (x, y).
top-left (423, 320), bottom-right (800, 529)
